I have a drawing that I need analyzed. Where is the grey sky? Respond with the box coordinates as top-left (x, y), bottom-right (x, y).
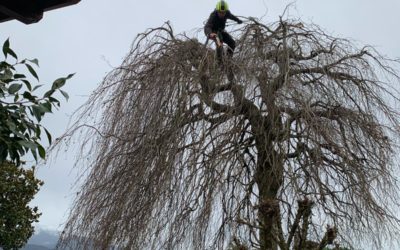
top-left (1, 0), bottom-right (399, 232)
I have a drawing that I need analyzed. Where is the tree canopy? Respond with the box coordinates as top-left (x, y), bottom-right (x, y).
top-left (0, 39), bottom-right (72, 164)
top-left (0, 161), bottom-right (43, 250)
top-left (57, 17), bottom-right (400, 250)
top-left (0, 39), bottom-right (71, 249)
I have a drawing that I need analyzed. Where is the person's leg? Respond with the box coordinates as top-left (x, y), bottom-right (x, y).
top-left (216, 45), bottom-right (223, 63)
top-left (221, 31), bottom-right (236, 57)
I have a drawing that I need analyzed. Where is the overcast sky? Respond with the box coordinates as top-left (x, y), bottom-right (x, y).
top-left (1, 0), bottom-right (400, 232)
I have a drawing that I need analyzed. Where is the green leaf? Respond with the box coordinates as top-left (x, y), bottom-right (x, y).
top-left (28, 59), bottom-right (39, 67)
top-left (38, 103), bottom-right (51, 113)
top-left (66, 73), bottom-right (75, 79)
top-left (7, 104), bottom-right (18, 110)
top-left (35, 125), bottom-right (41, 138)
top-left (18, 140), bottom-right (38, 150)
top-left (31, 148), bottom-right (38, 161)
top-left (43, 89), bottom-right (54, 98)
top-left (37, 145), bottom-right (46, 159)
top-left (51, 73), bottom-right (74, 90)
top-left (2, 39), bottom-right (18, 60)
top-left (42, 101), bottom-right (52, 113)
top-left (0, 68), bottom-right (13, 80)
top-left (25, 64), bottom-right (39, 81)
top-left (2, 38), bottom-right (10, 58)
top-left (6, 120), bottom-right (17, 132)
top-left (51, 78), bottom-right (66, 90)
top-left (0, 61), bottom-right (10, 69)
top-left (5, 47), bottom-right (18, 60)
top-left (60, 89), bottom-right (69, 101)
top-left (49, 97), bottom-right (60, 107)
top-left (31, 105), bottom-right (43, 122)
top-left (0, 147), bottom-right (7, 162)
top-left (8, 83), bottom-right (22, 94)
top-left (14, 73), bottom-right (26, 79)
top-left (44, 128), bottom-right (52, 144)
top-left (32, 84), bottom-right (43, 91)
top-left (22, 80), bottom-right (32, 91)
top-left (22, 91), bottom-right (36, 102)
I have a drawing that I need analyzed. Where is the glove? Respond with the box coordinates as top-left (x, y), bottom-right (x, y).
top-left (237, 20), bottom-right (243, 24)
top-left (209, 33), bottom-right (217, 39)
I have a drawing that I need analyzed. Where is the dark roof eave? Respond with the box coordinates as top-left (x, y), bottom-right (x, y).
top-left (0, 0), bottom-right (81, 24)
top-left (43, 0), bottom-right (81, 12)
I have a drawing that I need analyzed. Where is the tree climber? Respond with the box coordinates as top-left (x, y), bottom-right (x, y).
top-left (204, 0), bottom-right (242, 63)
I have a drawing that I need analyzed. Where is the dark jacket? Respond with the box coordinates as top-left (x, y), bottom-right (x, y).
top-left (204, 10), bottom-right (241, 36)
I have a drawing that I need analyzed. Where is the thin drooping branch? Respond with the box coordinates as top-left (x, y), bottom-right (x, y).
top-left (55, 17), bottom-right (400, 249)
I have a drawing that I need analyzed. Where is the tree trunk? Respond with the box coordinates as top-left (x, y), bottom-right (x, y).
top-left (255, 146), bottom-right (283, 250)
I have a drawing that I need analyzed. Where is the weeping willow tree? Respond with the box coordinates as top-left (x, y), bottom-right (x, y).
top-left (56, 17), bottom-right (400, 249)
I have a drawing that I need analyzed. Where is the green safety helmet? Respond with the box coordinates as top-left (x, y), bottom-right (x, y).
top-left (216, 0), bottom-right (229, 12)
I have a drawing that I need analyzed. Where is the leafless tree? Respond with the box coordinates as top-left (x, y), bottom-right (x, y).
top-left (56, 16), bottom-right (400, 250)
